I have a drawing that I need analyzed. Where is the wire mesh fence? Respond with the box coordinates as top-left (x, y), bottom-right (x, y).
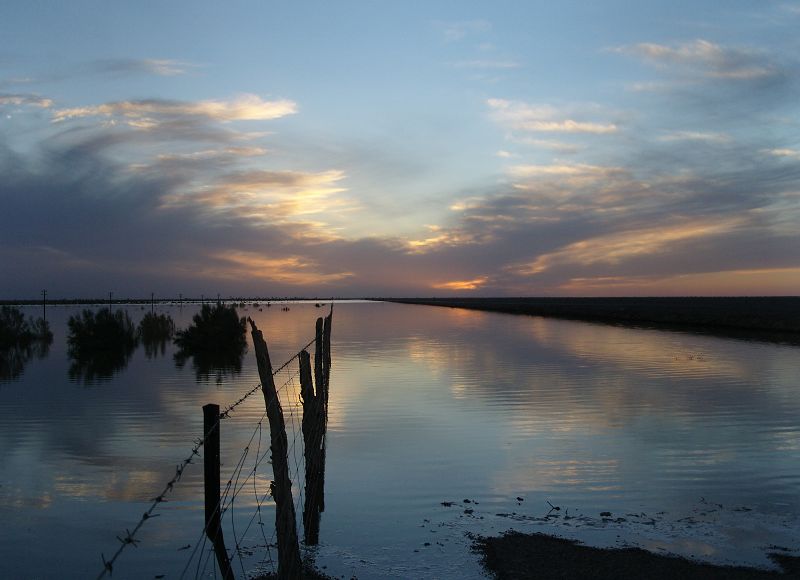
top-left (95, 310), bottom-right (332, 580)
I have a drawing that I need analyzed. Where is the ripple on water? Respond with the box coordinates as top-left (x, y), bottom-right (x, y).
top-left (1, 302), bottom-right (799, 579)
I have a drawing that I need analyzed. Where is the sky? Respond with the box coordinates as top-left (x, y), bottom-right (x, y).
top-left (2, 1), bottom-right (800, 298)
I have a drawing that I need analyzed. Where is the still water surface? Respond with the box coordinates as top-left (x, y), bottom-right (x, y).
top-left (1, 301), bottom-right (799, 578)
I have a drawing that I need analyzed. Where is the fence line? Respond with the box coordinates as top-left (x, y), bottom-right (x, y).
top-left (94, 324), bottom-right (328, 580)
top-left (179, 366), bottom-right (310, 579)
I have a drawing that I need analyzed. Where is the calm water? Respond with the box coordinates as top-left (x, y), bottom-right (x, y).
top-left (1, 301), bottom-right (799, 579)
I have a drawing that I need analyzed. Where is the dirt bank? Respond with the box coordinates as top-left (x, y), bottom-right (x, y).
top-left (475, 531), bottom-right (800, 579)
top-left (384, 297), bottom-right (800, 342)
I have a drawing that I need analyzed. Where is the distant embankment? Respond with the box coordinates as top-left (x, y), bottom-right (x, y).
top-left (383, 297), bottom-right (800, 339)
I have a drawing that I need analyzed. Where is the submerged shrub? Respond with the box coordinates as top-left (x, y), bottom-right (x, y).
top-left (0, 306), bottom-right (52, 348)
top-left (138, 312), bottom-right (175, 358)
top-left (67, 308), bottom-right (138, 383)
top-left (173, 303), bottom-right (247, 383)
top-left (0, 306), bottom-right (52, 382)
top-left (174, 303), bottom-right (246, 353)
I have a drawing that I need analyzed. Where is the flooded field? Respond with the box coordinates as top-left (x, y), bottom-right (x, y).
top-left (1, 301), bottom-right (799, 578)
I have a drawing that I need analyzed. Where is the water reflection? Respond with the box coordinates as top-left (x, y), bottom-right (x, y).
top-left (173, 303), bottom-right (247, 383)
top-left (0, 339), bottom-right (51, 382)
top-left (67, 308), bottom-right (138, 384)
top-left (1, 302), bottom-right (798, 579)
top-left (173, 347), bottom-right (245, 383)
top-left (0, 305), bottom-right (53, 383)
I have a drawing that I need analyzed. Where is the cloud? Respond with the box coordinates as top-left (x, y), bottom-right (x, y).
top-left (202, 251), bottom-right (354, 285)
top-left (163, 169), bottom-right (351, 225)
top-left (0, 134), bottom-right (367, 296)
top-left (560, 266), bottom-right (800, 295)
top-left (156, 146), bottom-right (269, 162)
top-left (507, 163), bottom-right (623, 178)
top-left (91, 58), bottom-right (196, 77)
top-left (3, 120), bottom-right (800, 297)
top-left (509, 217), bottom-right (744, 276)
top-left (488, 98), bottom-right (618, 134)
top-left (765, 148), bottom-right (800, 159)
top-left (438, 20), bottom-right (491, 42)
top-left (3, 36), bottom-right (800, 300)
top-left (432, 276), bottom-right (489, 291)
top-left (407, 225), bottom-right (480, 253)
top-left (0, 93), bottom-right (53, 108)
top-left (53, 94), bottom-right (297, 123)
top-left (510, 137), bottom-right (581, 153)
top-left (505, 163), bottom-right (638, 206)
top-left (657, 131), bottom-right (732, 144)
top-left (450, 59), bottom-right (521, 70)
top-left (615, 39), bottom-right (781, 81)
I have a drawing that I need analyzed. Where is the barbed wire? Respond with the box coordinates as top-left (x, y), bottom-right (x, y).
top-left (95, 334), bottom-right (320, 580)
top-left (95, 432), bottom-right (205, 579)
top-left (178, 365), bottom-right (307, 579)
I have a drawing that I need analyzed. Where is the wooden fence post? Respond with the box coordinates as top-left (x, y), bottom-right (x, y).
top-left (322, 309), bottom-right (333, 408)
top-left (249, 320), bottom-right (302, 580)
top-left (299, 350), bottom-right (324, 545)
top-left (203, 403), bottom-right (235, 580)
top-left (313, 318), bottom-right (324, 406)
top-left (318, 309), bottom-right (332, 512)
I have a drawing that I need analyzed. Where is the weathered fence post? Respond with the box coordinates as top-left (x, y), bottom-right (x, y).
top-left (299, 350), bottom-right (324, 545)
top-left (313, 318), bottom-right (324, 407)
top-left (318, 308), bottom-right (332, 512)
top-left (301, 308), bottom-right (334, 544)
top-left (249, 319), bottom-right (302, 579)
top-left (322, 308), bottom-right (333, 408)
top-left (203, 403), bottom-right (235, 580)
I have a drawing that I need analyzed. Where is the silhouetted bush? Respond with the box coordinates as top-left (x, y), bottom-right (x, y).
top-left (0, 306), bottom-right (52, 382)
top-left (173, 303), bottom-right (247, 383)
top-left (0, 306), bottom-right (52, 348)
top-left (138, 312), bottom-right (175, 358)
top-left (67, 308), bottom-right (138, 383)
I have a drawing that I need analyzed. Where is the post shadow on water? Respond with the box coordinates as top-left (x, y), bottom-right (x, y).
top-left (0, 305), bottom-right (53, 382)
top-left (67, 308), bottom-right (138, 384)
top-left (173, 303), bottom-right (247, 383)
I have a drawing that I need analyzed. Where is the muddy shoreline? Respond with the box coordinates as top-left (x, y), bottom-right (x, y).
top-left (383, 297), bottom-right (800, 343)
top-left (474, 531), bottom-right (800, 579)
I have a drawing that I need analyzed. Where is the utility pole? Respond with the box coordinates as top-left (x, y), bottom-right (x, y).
top-left (151, 292), bottom-right (155, 314)
top-left (109, 291), bottom-right (113, 307)
top-left (42, 289), bottom-right (47, 322)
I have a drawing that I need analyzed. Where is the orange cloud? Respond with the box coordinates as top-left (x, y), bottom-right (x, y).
top-left (406, 225), bottom-right (480, 253)
top-left (162, 169), bottom-right (353, 227)
top-left (432, 276), bottom-right (488, 291)
top-left (201, 251), bottom-right (353, 285)
top-left (560, 267), bottom-right (800, 296)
